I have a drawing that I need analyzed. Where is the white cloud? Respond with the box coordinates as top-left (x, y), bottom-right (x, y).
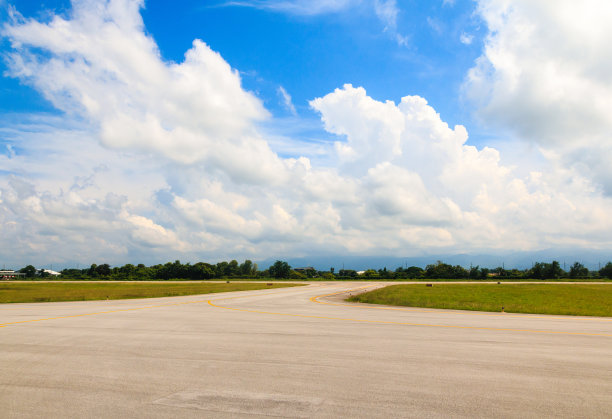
top-left (373, 0), bottom-right (398, 31)
top-left (277, 86), bottom-right (297, 115)
top-left (227, 0), bottom-right (408, 46)
top-left (310, 84), bottom-right (612, 251)
top-left (310, 84), bottom-right (510, 210)
top-left (2, 0), bottom-right (612, 267)
top-left (223, 0), bottom-right (356, 16)
top-left (427, 17), bottom-right (443, 34)
top-left (124, 214), bottom-right (187, 250)
top-left (2, 0), bottom-right (278, 181)
top-left (373, 0), bottom-right (409, 46)
top-left (459, 32), bottom-right (473, 45)
top-left (465, 0), bottom-right (612, 193)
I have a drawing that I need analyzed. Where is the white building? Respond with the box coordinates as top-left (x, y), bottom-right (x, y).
top-left (39, 269), bottom-right (61, 276)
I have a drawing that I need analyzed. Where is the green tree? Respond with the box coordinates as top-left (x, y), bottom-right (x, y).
top-left (403, 266), bottom-right (424, 279)
top-left (425, 261), bottom-right (467, 279)
top-left (338, 269), bottom-right (357, 278)
top-left (19, 265), bottom-right (36, 278)
top-left (190, 262), bottom-right (214, 279)
top-left (227, 260), bottom-right (239, 277)
top-left (119, 264), bottom-right (136, 277)
top-left (289, 270), bottom-right (306, 279)
top-left (269, 260), bottom-right (291, 278)
top-left (599, 262), bottom-right (612, 279)
top-left (569, 262), bottom-right (589, 278)
top-left (529, 263), bottom-right (544, 279)
top-left (215, 261), bottom-right (229, 278)
top-left (545, 261), bottom-right (563, 279)
top-left (135, 264), bottom-right (152, 279)
top-left (95, 263), bottom-right (111, 276)
top-left (239, 260), bottom-right (254, 276)
top-left (453, 265), bottom-right (470, 278)
top-left (60, 268), bottom-right (83, 278)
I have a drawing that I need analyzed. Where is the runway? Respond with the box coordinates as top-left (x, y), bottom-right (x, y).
top-left (1, 282), bottom-right (611, 418)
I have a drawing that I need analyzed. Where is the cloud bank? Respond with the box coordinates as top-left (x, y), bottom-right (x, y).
top-left (1, 0), bottom-right (612, 266)
top-left (466, 0), bottom-right (612, 193)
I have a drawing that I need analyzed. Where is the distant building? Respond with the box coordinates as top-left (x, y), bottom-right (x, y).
top-left (0, 270), bottom-right (26, 280)
top-left (38, 269), bottom-right (61, 277)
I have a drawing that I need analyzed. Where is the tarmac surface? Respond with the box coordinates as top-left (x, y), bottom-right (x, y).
top-left (1, 282), bottom-right (611, 418)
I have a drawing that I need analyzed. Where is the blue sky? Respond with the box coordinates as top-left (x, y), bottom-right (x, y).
top-left (2, 0), bottom-right (612, 269)
top-left (147, 0), bottom-right (488, 147)
top-left (1, 0), bottom-right (486, 142)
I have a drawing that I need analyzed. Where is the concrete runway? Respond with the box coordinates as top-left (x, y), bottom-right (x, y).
top-left (1, 282), bottom-right (611, 418)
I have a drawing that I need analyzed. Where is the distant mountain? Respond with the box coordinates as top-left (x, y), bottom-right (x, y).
top-left (257, 249), bottom-right (612, 272)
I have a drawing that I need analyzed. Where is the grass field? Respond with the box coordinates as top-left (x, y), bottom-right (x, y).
top-left (0, 282), bottom-right (303, 304)
top-left (348, 284), bottom-right (612, 317)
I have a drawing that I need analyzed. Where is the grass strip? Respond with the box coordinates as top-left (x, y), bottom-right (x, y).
top-left (348, 284), bottom-right (612, 317)
top-left (0, 282), bottom-right (303, 304)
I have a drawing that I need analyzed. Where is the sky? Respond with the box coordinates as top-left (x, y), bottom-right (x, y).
top-left (1, 0), bottom-right (612, 270)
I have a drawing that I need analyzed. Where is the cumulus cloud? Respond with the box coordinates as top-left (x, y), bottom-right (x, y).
top-left (2, 0), bottom-right (278, 179)
top-left (2, 0), bottom-right (612, 267)
top-left (310, 84), bottom-right (511, 213)
top-left (310, 85), bottom-right (612, 252)
top-left (465, 0), bottom-right (612, 193)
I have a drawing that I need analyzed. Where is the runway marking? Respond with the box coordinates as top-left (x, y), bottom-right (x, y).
top-left (311, 288), bottom-right (612, 322)
top-left (0, 285), bottom-right (321, 328)
top-left (0, 299), bottom-right (212, 328)
top-left (207, 286), bottom-right (612, 337)
top-left (3, 283), bottom-right (610, 338)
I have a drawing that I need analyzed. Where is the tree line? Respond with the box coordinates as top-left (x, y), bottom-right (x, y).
top-left (13, 259), bottom-right (612, 280)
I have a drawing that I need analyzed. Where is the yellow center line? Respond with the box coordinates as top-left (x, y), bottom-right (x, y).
top-left (0, 285), bottom-right (320, 328)
top-left (0, 299), bottom-right (212, 328)
top-left (206, 286), bottom-right (612, 337)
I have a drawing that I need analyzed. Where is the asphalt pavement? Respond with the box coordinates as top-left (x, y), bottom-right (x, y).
top-left (1, 282), bottom-right (611, 418)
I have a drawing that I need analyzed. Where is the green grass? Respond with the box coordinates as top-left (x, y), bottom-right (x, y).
top-left (348, 284), bottom-right (612, 317)
top-left (0, 282), bottom-right (303, 303)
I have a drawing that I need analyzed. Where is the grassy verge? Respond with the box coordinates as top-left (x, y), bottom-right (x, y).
top-left (348, 284), bottom-right (612, 317)
top-left (13, 277), bottom-right (610, 282)
top-left (0, 282), bottom-right (303, 303)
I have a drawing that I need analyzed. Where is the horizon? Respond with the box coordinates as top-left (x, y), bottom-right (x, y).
top-left (3, 250), bottom-right (611, 272)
